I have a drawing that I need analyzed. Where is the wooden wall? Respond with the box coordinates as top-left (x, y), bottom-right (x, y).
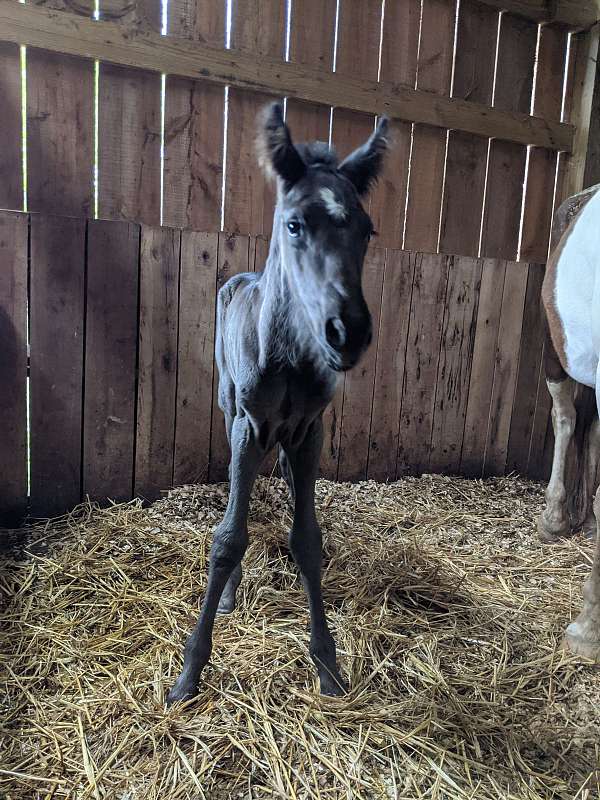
top-left (0, 0), bottom-right (598, 521)
top-left (1, 210), bottom-right (548, 522)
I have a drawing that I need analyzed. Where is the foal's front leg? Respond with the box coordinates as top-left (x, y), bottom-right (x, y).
top-left (168, 414), bottom-right (262, 705)
top-left (286, 417), bottom-right (346, 696)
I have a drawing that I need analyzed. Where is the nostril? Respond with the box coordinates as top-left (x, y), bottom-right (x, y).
top-left (325, 318), bottom-right (346, 351)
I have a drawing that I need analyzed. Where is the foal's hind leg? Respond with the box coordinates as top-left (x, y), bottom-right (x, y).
top-left (286, 417), bottom-right (346, 696)
top-left (218, 410), bottom-right (243, 614)
top-left (538, 377), bottom-right (576, 541)
top-left (168, 415), bottom-right (262, 704)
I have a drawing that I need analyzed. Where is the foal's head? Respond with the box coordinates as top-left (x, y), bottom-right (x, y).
top-left (259, 103), bottom-right (389, 371)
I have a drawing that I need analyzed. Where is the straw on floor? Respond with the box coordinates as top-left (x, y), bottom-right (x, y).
top-left (2, 474), bottom-right (599, 799)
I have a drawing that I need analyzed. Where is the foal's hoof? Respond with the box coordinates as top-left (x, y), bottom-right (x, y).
top-left (166, 677), bottom-right (198, 707)
top-left (564, 620), bottom-right (600, 662)
top-left (319, 671), bottom-right (348, 697)
top-left (216, 596), bottom-right (236, 615)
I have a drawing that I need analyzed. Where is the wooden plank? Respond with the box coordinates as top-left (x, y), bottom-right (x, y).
top-left (163, 0), bottom-right (225, 229)
top-left (505, 262), bottom-right (545, 474)
top-left (98, 0), bottom-right (161, 225)
top-left (520, 24), bottom-right (568, 262)
top-left (583, 38), bottom-right (600, 189)
top-left (483, 261), bottom-right (528, 475)
top-left (0, 43), bottom-right (22, 211)
top-left (0, 212), bottom-right (28, 524)
top-left (173, 231), bottom-right (218, 485)
top-left (208, 233), bottom-right (250, 482)
top-left (337, 247), bottom-right (385, 482)
top-left (134, 226), bottom-right (179, 502)
top-left (480, 14), bottom-right (537, 260)
top-left (83, 219), bottom-right (139, 503)
top-left (460, 258), bottom-right (507, 477)
top-left (284, 0), bottom-right (336, 143)
top-left (528, 344), bottom-right (553, 479)
top-left (396, 253), bottom-right (450, 476)
top-left (367, 249), bottom-right (415, 482)
top-left (404, 0), bottom-right (456, 253)
top-left (562, 27), bottom-right (600, 199)
top-left (27, 48), bottom-right (93, 216)
top-left (439, 0), bottom-right (497, 257)
top-left (30, 215), bottom-right (85, 517)
top-left (0, 1), bottom-right (575, 152)
top-left (223, 0), bottom-right (285, 235)
top-left (475, 0), bottom-right (598, 29)
top-left (324, 0), bottom-right (382, 479)
top-left (370, 0), bottom-right (420, 249)
top-left (429, 256), bottom-right (482, 474)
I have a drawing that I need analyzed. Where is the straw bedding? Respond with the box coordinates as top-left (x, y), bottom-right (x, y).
top-left (2, 474), bottom-right (599, 799)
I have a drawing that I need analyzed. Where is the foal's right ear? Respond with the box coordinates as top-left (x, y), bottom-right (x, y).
top-left (257, 102), bottom-right (306, 189)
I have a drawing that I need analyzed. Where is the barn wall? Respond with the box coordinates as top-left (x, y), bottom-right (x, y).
top-left (0, 0), bottom-right (597, 521)
top-left (1, 210), bottom-right (548, 521)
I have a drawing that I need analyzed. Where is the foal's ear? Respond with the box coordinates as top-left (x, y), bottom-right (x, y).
top-left (339, 116), bottom-right (390, 196)
top-left (257, 102), bottom-right (306, 189)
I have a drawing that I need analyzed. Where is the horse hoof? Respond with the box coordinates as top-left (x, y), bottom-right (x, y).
top-left (537, 512), bottom-right (571, 543)
top-left (319, 673), bottom-right (348, 697)
top-left (166, 678), bottom-right (198, 707)
top-left (564, 622), bottom-right (600, 661)
top-left (217, 598), bottom-right (236, 615)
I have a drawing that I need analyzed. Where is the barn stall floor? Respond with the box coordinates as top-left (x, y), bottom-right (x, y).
top-left (2, 475), bottom-right (599, 800)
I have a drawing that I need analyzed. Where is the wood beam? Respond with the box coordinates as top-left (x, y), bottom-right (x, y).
top-left (477, 0), bottom-right (600, 29)
top-left (563, 26), bottom-right (600, 197)
top-left (0, 0), bottom-right (574, 151)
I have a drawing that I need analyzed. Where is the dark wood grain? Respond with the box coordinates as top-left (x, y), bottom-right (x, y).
top-left (0, 43), bottom-right (22, 211)
top-left (30, 215), bottom-right (86, 516)
top-left (0, 212), bottom-right (28, 524)
top-left (134, 226), bottom-right (180, 501)
top-left (83, 219), bottom-right (139, 503)
top-left (174, 231), bottom-right (219, 485)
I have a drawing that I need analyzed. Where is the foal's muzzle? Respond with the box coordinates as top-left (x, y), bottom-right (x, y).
top-left (324, 310), bottom-right (373, 371)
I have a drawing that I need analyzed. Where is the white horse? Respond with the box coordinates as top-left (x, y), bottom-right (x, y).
top-left (540, 183), bottom-right (600, 659)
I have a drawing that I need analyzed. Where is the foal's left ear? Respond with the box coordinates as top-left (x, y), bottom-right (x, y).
top-left (339, 116), bottom-right (390, 196)
top-left (257, 102), bottom-right (306, 189)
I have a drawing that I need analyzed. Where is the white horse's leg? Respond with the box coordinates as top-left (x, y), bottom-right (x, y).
top-left (565, 366), bottom-right (600, 659)
top-left (538, 378), bottom-right (576, 541)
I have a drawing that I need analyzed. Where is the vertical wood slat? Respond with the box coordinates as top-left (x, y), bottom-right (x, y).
top-left (337, 247), bottom-right (385, 482)
top-left (163, 0), bottom-right (225, 229)
top-left (505, 262), bottom-right (545, 474)
top-left (369, 0), bottom-right (420, 249)
top-left (519, 25), bottom-right (569, 262)
top-left (30, 215), bottom-right (86, 517)
top-left (27, 49), bottom-right (94, 217)
top-left (483, 261), bottom-right (528, 475)
top-left (223, 1), bottom-right (285, 235)
top-left (0, 44), bottom-right (23, 211)
top-left (429, 256), bottom-right (482, 474)
top-left (397, 253), bottom-right (450, 476)
top-left (322, 0), bottom-right (382, 480)
top-left (83, 220), bottom-right (139, 503)
top-left (173, 231), bottom-right (219, 485)
top-left (208, 233), bottom-right (250, 482)
top-left (367, 250), bottom-right (415, 482)
top-left (404, 0), bottom-right (456, 253)
top-left (0, 212), bottom-right (28, 524)
top-left (460, 258), bottom-right (507, 477)
top-left (285, 0), bottom-right (336, 143)
top-left (480, 14), bottom-right (537, 260)
top-left (98, 0), bottom-right (162, 225)
top-left (439, 0), bottom-right (498, 257)
top-left (134, 226), bottom-right (180, 501)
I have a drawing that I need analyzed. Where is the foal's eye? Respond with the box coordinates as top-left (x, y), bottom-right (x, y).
top-left (287, 219), bottom-right (302, 237)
